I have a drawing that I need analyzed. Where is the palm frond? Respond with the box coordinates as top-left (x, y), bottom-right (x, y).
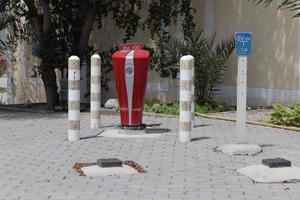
top-left (252, 0), bottom-right (300, 17)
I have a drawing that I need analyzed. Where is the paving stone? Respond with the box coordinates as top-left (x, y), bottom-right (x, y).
top-left (0, 111), bottom-right (300, 199)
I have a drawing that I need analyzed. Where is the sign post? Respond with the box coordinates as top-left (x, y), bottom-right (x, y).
top-left (217, 33), bottom-right (261, 155)
top-left (235, 32), bottom-right (252, 143)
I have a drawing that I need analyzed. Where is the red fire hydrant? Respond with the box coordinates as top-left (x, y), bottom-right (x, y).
top-left (112, 43), bottom-right (150, 130)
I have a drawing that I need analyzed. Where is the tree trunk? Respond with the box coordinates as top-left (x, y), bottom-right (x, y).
top-left (42, 63), bottom-right (58, 110)
top-left (44, 84), bottom-right (58, 110)
top-left (24, 0), bottom-right (58, 110)
top-left (75, 0), bottom-right (97, 58)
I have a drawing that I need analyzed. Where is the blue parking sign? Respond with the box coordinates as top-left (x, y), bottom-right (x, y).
top-left (236, 32), bottom-right (252, 56)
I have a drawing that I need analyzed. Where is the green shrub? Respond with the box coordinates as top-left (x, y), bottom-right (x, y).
top-left (144, 99), bottom-right (235, 115)
top-left (270, 103), bottom-right (300, 127)
top-left (195, 101), bottom-right (235, 114)
top-left (144, 100), bottom-right (180, 115)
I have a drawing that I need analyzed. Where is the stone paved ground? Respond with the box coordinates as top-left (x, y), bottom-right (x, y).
top-left (1, 110), bottom-right (300, 200)
top-left (206, 109), bottom-right (273, 123)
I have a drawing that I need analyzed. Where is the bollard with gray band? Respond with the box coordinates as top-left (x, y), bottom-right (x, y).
top-left (179, 55), bottom-right (194, 143)
top-left (90, 54), bottom-right (101, 129)
top-left (68, 56), bottom-right (80, 141)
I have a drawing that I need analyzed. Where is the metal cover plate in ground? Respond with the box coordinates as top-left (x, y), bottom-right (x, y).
top-left (262, 158), bottom-right (291, 168)
top-left (97, 158), bottom-right (122, 168)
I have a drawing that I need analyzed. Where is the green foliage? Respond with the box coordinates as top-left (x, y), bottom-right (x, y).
top-left (0, 1), bottom-right (27, 53)
top-left (155, 28), bottom-right (235, 103)
top-left (252, 0), bottom-right (300, 17)
top-left (270, 103), bottom-right (300, 127)
top-left (0, 0), bottom-right (144, 61)
top-left (145, 1), bottom-right (234, 103)
top-left (144, 99), bottom-right (235, 115)
top-left (187, 29), bottom-right (235, 103)
top-left (195, 101), bottom-right (236, 114)
top-left (143, 0), bottom-right (178, 38)
top-left (144, 100), bottom-right (180, 115)
top-left (0, 0), bottom-right (189, 80)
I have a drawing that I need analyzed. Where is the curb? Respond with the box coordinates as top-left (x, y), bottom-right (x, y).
top-left (196, 113), bottom-right (300, 132)
top-left (0, 106), bottom-right (53, 114)
top-left (143, 112), bottom-right (178, 118)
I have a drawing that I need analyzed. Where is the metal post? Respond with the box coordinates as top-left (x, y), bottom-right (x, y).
top-left (90, 54), bottom-right (101, 129)
top-left (236, 56), bottom-right (247, 142)
top-left (179, 55), bottom-right (194, 143)
top-left (191, 63), bottom-right (195, 128)
top-left (68, 56), bottom-right (80, 141)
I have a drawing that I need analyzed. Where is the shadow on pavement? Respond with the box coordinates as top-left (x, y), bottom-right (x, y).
top-left (80, 130), bottom-right (105, 140)
top-left (194, 124), bottom-right (211, 128)
top-left (259, 144), bottom-right (275, 148)
top-left (145, 128), bottom-right (171, 134)
top-left (191, 136), bottom-right (212, 142)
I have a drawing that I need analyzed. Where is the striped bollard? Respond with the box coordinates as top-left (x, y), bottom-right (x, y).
top-left (179, 55), bottom-right (194, 143)
top-left (68, 56), bottom-right (80, 141)
top-left (90, 54), bottom-right (101, 128)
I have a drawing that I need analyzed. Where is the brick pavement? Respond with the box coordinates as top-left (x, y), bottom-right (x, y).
top-left (0, 111), bottom-right (300, 200)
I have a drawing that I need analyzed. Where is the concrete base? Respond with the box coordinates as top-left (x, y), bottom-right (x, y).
top-left (237, 164), bottom-right (300, 183)
top-left (217, 144), bottom-right (262, 156)
top-left (101, 128), bottom-right (162, 139)
top-left (118, 128), bottom-right (146, 135)
top-left (179, 133), bottom-right (191, 143)
top-left (81, 165), bottom-right (137, 176)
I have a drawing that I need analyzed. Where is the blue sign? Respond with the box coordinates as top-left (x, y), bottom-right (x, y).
top-left (235, 32), bottom-right (252, 56)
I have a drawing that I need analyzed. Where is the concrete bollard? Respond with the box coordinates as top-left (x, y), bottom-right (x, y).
top-left (68, 56), bottom-right (80, 141)
top-left (179, 55), bottom-right (194, 143)
top-left (90, 54), bottom-right (101, 129)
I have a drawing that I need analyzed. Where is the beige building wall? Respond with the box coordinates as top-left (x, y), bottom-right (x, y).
top-left (210, 0), bottom-right (300, 106)
top-left (12, 40), bottom-right (46, 104)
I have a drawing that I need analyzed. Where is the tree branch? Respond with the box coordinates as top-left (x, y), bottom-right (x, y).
top-left (76, 0), bottom-right (97, 57)
top-left (23, 0), bottom-right (43, 41)
top-left (41, 0), bottom-right (51, 34)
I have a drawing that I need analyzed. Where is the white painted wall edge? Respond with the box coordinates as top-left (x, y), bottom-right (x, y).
top-left (216, 85), bottom-right (300, 101)
top-left (298, 18), bottom-right (300, 90)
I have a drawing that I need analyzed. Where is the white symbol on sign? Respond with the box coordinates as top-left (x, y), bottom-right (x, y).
top-left (237, 36), bottom-right (250, 47)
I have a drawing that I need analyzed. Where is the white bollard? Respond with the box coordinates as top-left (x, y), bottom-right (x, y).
top-left (90, 54), bottom-right (101, 129)
top-left (179, 55), bottom-right (194, 143)
top-left (68, 56), bottom-right (80, 141)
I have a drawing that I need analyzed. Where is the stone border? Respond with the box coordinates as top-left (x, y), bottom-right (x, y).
top-left (196, 113), bottom-right (300, 132)
top-left (0, 104), bottom-right (53, 114)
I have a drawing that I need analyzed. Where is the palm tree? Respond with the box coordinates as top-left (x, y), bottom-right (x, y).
top-left (253, 0), bottom-right (300, 17)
